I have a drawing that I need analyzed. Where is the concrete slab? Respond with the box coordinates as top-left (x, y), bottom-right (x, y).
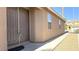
top-left (21, 42), bottom-right (45, 51)
top-left (35, 33), bottom-right (68, 51)
top-left (21, 33), bottom-right (68, 51)
top-left (54, 33), bottom-right (79, 51)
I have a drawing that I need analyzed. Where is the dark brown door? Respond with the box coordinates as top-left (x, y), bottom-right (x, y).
top-left (7, 7), bottom-right (29, 47)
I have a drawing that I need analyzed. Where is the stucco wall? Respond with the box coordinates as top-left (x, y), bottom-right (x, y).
top-left (29, 8), bottom-right (65, 42)
top-left (29, 8), bottom-right (36, 42)
top-left (0, 8), bottom-right (7, 51)
top-left (40, 9), bottom-right (65, 42)
top-left (29, 8), bottom-right (46, 42)
top-left (0, 7), bottom-right (65, 50)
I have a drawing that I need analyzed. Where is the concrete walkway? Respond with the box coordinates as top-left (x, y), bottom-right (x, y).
top-left (35, 33), bottom-right (68, 51)
top-left (21, 42), bottom-right (45, 51)
top-left (22, 33), bottom-right (79, 51)
top-left (54, 33), bottom-right (79, 51)
top-left (21, 33), bottom-right (68, 51)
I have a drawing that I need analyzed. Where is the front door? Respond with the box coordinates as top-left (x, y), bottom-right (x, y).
top-left (19, 8), bottom-right (29, 43)
top-left (7, 7), bottom-right (29, 47)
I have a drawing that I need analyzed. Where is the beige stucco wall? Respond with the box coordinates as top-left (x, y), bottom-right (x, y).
top-left (0, 7), bottom-right (65, 50)
top-left (39, 9), bottom-right (65, 42)
top-left (29, 8), bottom-right (65, 42)
top-left (29, 8), bottom-right (35, 42)
top-left (0, 8), bottom-right (7, 51)
top-left (29, 8), bottom-right (46, 42)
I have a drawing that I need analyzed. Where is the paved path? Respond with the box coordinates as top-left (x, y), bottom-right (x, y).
top-left (21, 42), bottom-right (45, 51)
top-left (22, 33), bottom-right (79, 51)
top-left (22, 33), bottom-right (68, 51)
top-left (54, 33), bottom-right (79, 51)
top-left (35, 33), bottom-right (68, 51)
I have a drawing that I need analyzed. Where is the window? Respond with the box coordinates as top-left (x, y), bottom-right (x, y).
top-left (59, 19), bottom-right (61, 28)
top-left (48, 13), bottom-right (52, 30)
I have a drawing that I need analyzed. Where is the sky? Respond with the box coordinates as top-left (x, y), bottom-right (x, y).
top-left (53, 7), bottom-right (79, 21)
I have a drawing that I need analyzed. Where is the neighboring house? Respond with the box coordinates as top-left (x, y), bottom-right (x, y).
top-left (0, 7), bottom-right (66, 51)
top-left (66, 20), bottom-right (79, 32)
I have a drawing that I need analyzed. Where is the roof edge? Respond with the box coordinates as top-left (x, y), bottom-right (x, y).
top-left (42, 7), bottom-right (66, 22)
